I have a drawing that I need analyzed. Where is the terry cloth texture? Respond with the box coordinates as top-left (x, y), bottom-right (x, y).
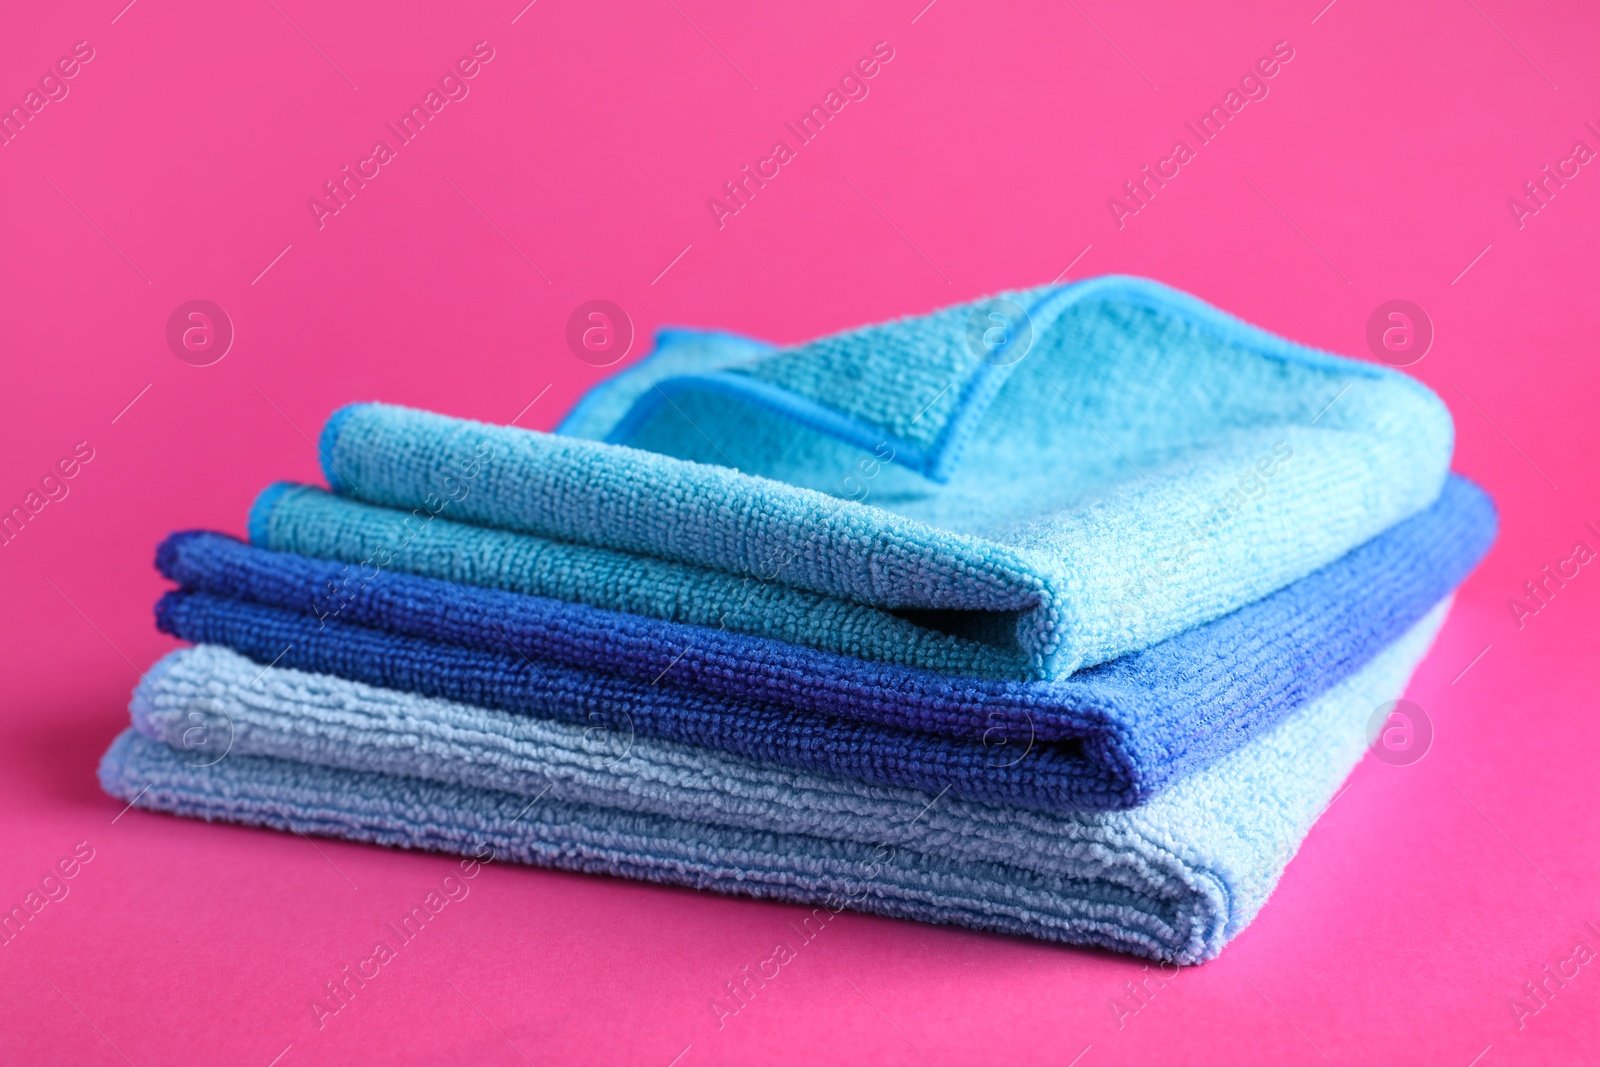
top-left (102, 600), bottom-right (1449, 964)
top-left (317, 276), bottom-right (1454, 680)
top-left (154, 475), bottom-right (1496, 812)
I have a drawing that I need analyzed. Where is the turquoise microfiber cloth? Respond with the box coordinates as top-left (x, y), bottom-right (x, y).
top-left (251, 483), bottom-right (1030, 678)
top-left (314, 276), bottom-right (1452, 678)
top-left (102, 600), bottom-right (1448, 963)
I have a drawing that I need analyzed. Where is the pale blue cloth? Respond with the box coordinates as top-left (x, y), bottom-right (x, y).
top-left (102, 601), bottom-right (1448, 963)
top-left (317, 276), bottom-right (1453, 678)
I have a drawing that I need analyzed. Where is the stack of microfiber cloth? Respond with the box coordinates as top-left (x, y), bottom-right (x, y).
top-left (100, 276), bottom-right (1495, 963)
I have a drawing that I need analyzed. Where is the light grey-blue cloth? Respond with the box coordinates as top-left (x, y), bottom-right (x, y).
top-left (101, 602), bottom-right (1447, 963)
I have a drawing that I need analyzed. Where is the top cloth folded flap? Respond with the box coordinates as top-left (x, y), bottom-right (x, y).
top-left (320, 275), bottom-right (1453, 679)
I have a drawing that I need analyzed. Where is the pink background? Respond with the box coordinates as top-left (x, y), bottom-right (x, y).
top-left (2, 0), bottom-right (1597, 1063)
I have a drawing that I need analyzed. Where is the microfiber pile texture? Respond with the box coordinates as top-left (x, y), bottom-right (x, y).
top-left (250, 483), bottom-right (1030, 679)
top-left (101, 601), bottom-right (1448, 964)
top-left (151, 475), bottom-right (1496, 812)
top-left (317, 276), bottom-right (1454, 679)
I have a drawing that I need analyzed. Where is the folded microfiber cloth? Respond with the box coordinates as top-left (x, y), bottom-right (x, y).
top-left (250, 482), bottom-right (1030, 679)
top-left (314, 276), bottom-right (1454, 680)
top-left (101, 600), bottom-right (1449, 963)
top-left (152, 475), bottom-right (1495, 811)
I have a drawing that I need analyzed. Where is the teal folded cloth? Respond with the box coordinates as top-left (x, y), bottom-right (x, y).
top-left (251, 483), bottom-right (1027, 678)
top-left (313, 276), bottom-right (1453, 679)
top-left (103, 601), bottom-right (1447, 963)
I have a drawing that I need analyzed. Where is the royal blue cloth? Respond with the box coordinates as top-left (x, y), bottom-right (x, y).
top-left (153, 475), bottom-right (1495, 812)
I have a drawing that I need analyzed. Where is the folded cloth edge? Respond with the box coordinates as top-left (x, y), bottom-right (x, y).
top-left (102, 599), bottom-right (1449, 963)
